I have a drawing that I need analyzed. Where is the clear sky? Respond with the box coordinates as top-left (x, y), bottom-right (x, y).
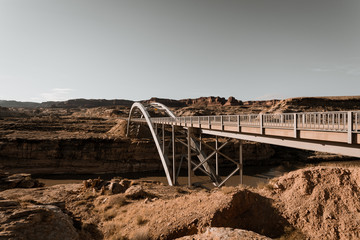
top-left (1, 0), bottom-right (360, 102)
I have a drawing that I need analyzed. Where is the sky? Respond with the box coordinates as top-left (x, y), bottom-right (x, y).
top-left (0, 0), bottom-right (360, 102)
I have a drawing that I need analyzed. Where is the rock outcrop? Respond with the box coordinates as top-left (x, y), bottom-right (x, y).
top-left (0, 199), bottom-right (79, 240)
top-left (263, 166), bottom-right (360, 239)
top-left (0, 172), bottom-right (43, 191)
top-left (224, 96), bottom-right (243, 106)
top-left (142, 97), bottom-right (187, 108)
top-left (267, 96), bottom-right (360, 113)
top-left (183, 96), bottom-right (227, 107)
top-left (177, 227), bottom-right (271, 240)
top-left (0, 107), bottom-right (27, 118)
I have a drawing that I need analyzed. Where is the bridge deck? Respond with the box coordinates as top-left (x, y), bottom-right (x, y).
top-left (131, 111), bottom-right (360, 158)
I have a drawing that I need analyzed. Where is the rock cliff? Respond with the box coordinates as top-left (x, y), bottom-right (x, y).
top-left (0, 137), bottom-right (274, 175)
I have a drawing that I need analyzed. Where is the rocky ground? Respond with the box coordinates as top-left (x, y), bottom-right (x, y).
top-left (0, 166), bottom-right (359, 239)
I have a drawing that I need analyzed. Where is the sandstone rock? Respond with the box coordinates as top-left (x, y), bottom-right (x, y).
top-left (83, 177), bottom-right (132, 195)
top-left (177, 227), bottom-right (272, 240)
top-left (142, 97), bottom-right (187, 108)
top-left (106, 119), bottom-right (127, 137)
top-left (186, 96), bottom-right (227, 107)
top-left (125, 185), bottom-right (156, 199)
top-left (224, 96), bottom-right (243, 106)
top-left (0, 172), bottom-right (43, 191)
top-left (0, 200), bottom-right (19, 208)
top-left (0, 203), bottom-right (79, 240)
top-left (264, 166), bottom-right (360, 240)
top-left (120, 179), bottom-right (132, 188)
top-left (0, 107), bottom-right (27, 118)
top-left (109, 181), bottom-right (127, 194)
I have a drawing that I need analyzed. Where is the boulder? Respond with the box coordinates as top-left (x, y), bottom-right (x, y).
top-left (125, 185), bottom-right (156, 199)
top-left (177, 227), bottom-right (272, 240)
top-left (0, 203), bottom-right (79, 240)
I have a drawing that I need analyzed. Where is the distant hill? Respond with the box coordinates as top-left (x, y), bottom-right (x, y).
top-left (1, 95), bottom-right (360, 111)
top-left (0, 99), bottom-right (134, 108)
top-left (0, 100), bottom-right (41, 108)
top-left (44, 99), bottom-right (134, 108)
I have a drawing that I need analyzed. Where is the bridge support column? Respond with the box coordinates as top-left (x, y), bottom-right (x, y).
top-left (239, 140), bottom-right (243, 185)
top-left (199, 133), bottom-right (202, 151)
top-left (348, 111), bottom-right (353, 144)
top-left (294, 113), bottom-right (298, 138)
top-left (162, 124), bottom-right (165, 153)
top-left (172, 125), bottom-right (176, 185)
top-left (187, 128), bottom-right (193, 187)
top-left (216, 136), bottom-right (219, 175)
top-left (260, 114), bottom-right (264, 135)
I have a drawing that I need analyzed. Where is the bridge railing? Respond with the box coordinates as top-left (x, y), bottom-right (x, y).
top-left (296, 112), bottom-right (348, 131)
top-left (263, 113), bottom-right (295, 129)
top-left (356, 111), bottom-right (360, 132)
top-left (130, 110), bottom-right (360, 133)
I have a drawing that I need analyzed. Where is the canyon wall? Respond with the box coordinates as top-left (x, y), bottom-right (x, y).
top-left (0, 137), bottom-right (274, 175)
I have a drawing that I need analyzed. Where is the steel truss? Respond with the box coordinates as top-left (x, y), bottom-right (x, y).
top-left (127, 102), bottom-right (243, 187)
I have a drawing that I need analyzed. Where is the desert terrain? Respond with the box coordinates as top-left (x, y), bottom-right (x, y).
top-left (1, 96), bottom-right (360, 239)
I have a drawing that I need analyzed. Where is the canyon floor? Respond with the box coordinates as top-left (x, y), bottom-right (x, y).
top-left (1, 166), bottom-right (360, 240)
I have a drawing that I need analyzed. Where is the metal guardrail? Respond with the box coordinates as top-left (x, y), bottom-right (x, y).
top-left (131, 111), bottom-right (360, 133)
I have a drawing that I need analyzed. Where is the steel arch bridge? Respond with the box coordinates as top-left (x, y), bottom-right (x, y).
top-left (127, 102), bottom-right (360, 187)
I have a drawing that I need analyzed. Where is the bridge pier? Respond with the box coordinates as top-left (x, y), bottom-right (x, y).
top-left (215, 136), bottom-right (219, 175)
top-left (187, 127), bottom-right (192, 187)
top-left (172, 125), bottom-right (176, 185)
top-left (239, 140), bottom-right (243, 185)
top-left (162, 124), bottom-right (165, 153)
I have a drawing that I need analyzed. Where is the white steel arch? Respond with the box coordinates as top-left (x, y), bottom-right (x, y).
top-left (127, 102), bottom-right (173, 186)
top-left (150, 102), bottom-right (176, 118)
top-left (128, 102), bottom-right (222, 187)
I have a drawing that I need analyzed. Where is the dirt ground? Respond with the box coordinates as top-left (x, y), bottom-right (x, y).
top-left (261, 166), bottom-right (360, 240)
top-left (1, 166), bottom-right (359, 240)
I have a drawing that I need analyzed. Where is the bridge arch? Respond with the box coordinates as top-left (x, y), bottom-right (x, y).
top-left (149, 102), bottom-right (176, 118)
top-left (127, 102), bottom-right (174, 186)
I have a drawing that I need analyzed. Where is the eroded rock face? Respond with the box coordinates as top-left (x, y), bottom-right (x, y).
top-left (0, 138), bottom-right (164, 175)
top-left (0, 107), bottom-right (26, 118)
top-left (0, 137), bottom-right (274, 175)
top-left (0, 172), bottom-right (43, 191)
top-left (224, 96), bottom-right (243, 106)
top-left (0, 203), bottom-right (79, 240)
top-left (187, 96), bottom-right (227, 107)
top-left (266, 96), bottom-right (360, 113)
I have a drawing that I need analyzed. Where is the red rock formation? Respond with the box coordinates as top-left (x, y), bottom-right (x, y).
top-left (141, 97), bottom-right (186, 107)
top-left (182, 96), bottom-right (227, 107)
top-left (224, 96), bottom-right (243, 106)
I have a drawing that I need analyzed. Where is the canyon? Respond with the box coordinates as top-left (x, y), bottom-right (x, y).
top-left (1, 95), bottom-right (359, 177)
top-left (1, 95), bottom-right (360, 239)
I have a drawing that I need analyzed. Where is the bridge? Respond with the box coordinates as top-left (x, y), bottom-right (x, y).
top-left (127, 102), bottom-right (360, 187)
